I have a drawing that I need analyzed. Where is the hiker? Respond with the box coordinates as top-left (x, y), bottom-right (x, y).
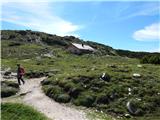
top-left (82, 43), bottom-right (84, 47)
top-left (17, 64), bottom-right (25, 85)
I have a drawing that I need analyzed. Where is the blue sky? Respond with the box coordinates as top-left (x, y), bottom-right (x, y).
top-left (1, 0), bottom-right (160, 52)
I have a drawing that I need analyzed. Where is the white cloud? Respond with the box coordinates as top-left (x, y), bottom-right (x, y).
top-left (133, 23), bottom-right (160, 41)
top-left (149, 48), bottom-right (160, 53)
top-left (1, 2), bottom-right (83, 36)
top-left (117, 3), bottom-right (160, 21)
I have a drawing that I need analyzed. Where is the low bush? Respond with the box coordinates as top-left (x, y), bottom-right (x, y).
top-left (63, 82), bottom-right (76, 92)
top-left (140, 55), bottom-right (160, 64)
top-left (1, 81), bottom-right (19, 98)
top-left (58, 80), bottom-right (68, 87)
top-left (71, 75), bottom-right (94, 84)
top-left (44, 85), bottom-right (63, 98)
top-left (90, 79), bottom-right (106, 88)
top-left (1, 86), bottom-right (19, 98)
top-left (2, 81), bottom-right (19, 88)
top-left (96, 94), bottom-right (110, 104)
top-left (41, 79), bottom-right (53, 85)
top-left (69, 87), bottom-right (83, 98)
top-left (41, 79), bottom-right (58, 86)
top-left (73, 93), bottom-right (96, 107)
top-left (25, 71), bottom-right (48, 78)
top-left (56, 94), bottom-right (71, 103)
top-left (8, 42), bottom-right (22, 47)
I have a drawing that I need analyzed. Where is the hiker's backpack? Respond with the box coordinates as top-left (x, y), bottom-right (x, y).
top-left (20, 67), bottom-right (25, 75)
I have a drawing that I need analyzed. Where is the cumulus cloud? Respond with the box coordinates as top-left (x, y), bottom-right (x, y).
top-left (1, 2), bottom-right (83, 36)
top-left (133, 23), bottom-right (160, 41)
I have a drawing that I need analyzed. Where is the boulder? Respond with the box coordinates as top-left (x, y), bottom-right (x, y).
top-left (132, 73), bottom-right (141, 78)
top-left (126, 100), bottom-right (142, 116)
top-left (100, 73), bottom-right (110, 82)
top-left (137, 64), bottom-right (142, 68)
top-left (4, 71), bottom-right (11, 76)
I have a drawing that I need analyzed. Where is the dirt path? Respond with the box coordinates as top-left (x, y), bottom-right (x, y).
top-left (19, 77), bottom-right (88, 120)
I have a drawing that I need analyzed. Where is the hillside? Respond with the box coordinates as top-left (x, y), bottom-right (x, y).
top-left (1, 30), bottom-right (117, 56)
top-left (1, 30), bottom-right (160, 120)
top-left (2, 30), bottom-right (159, 58)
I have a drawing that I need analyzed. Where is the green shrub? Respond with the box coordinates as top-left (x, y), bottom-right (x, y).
top-left (42, 85), bottom-right (63, 99)
top-left (96, 94), bottom-right (110, 104)
top-left (42, 85), bottom-right (53, 94)
top-left (41, 79), bottom-right (52, 85)
top-left (58, 80), bottom-right (68, 87)
top-left (73, 93), bottom-right (96, 107)
top-left (2, 81), bottom-right (19, 88)
top-left (141, 102), bottom-right (155, 113)
top-left (69, 87), bottom-right (83, 98)
top-left (25, 71), bottom-right (48, 78)
top-left (71, 75), bottom-right (94, 84)
top-left (41, 79), bottom-right (58, 86)
top-left (8, 42), bottom-right (22, 47)
top-left (56, 94), bottom-right (71, 103)
top-left (63, 82), bottom-right (76, 92)
top-left (140, 55), bottom-right (160, 64)
top-left (90, 79), bottom-right (105, 88)
top-left (1, 81), bottom-right (19, 98)
top-left (1, 87), bottom-right (19, 98)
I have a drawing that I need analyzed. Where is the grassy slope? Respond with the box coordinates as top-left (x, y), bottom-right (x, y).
top-left (1, 103), bottom-right (49, 120)
top-left (1, 39), bottom-right (160, 120)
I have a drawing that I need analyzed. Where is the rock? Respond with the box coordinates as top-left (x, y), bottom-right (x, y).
top-left (100, 73), bottom-right (110, 82)
top-left (19, 91), bottom-right (32, 96)
top-left (128, 88), bottom-right (132, 92)
top-left (136, 98), bottom-right (141, 101)
top-left (83, 85), bottom-right (87, 88)
top-left (108, 64), bottom-right (117, 68)
top-left (11, 72), bottom-right (17, 77)
top-left (133, 73), bottom-right (141, 78)
top-left (137, 64), bottom-right (142, 68)
top-left (3, 76), bottom-right (13, 79)
top-left (126, 100), bottom-right (141, 115)
top-left (43, 53), bottom-right (53, 58)
top-left (4, 71), bottom-right (11, 76)
top-left (91, 68), bottom-right (95, 71)
top-left (125, 113), bottom-right (131, 118)
top-left (23, 59), bottom-right (30, 62)
top-left (36, 56), bottom-right (41, 60)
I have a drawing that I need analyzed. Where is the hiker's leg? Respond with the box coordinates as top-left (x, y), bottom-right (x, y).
top-left (17, 77), bottom-right (21, 85)
top-left (20, 75), bottom-right (25, 84)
